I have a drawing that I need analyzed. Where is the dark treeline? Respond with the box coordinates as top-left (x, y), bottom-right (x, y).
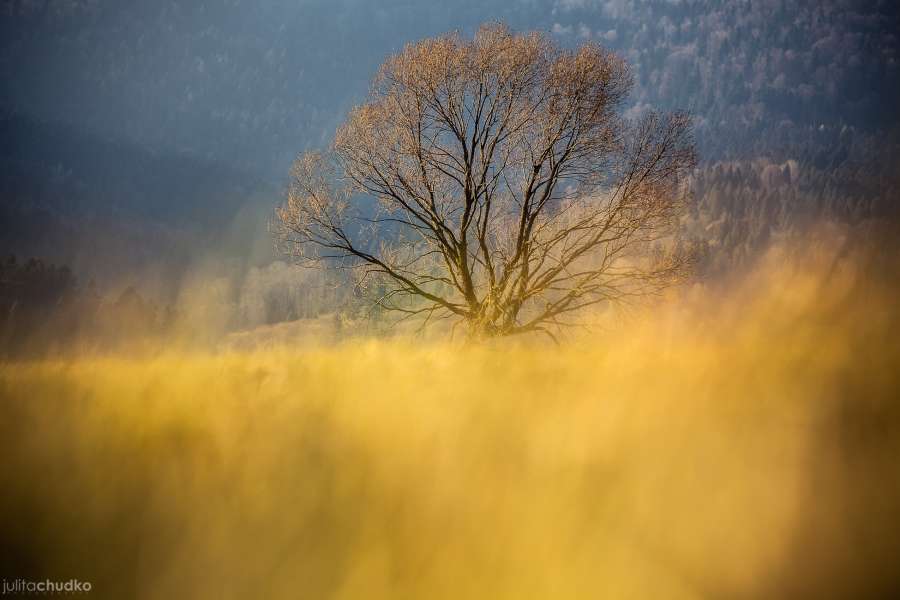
top-left (685, 137), bottom-right (900, 277)
top-left (0, 253), bottom-right (362, 357)
top-left (0, 255), bottom-right (172, 356)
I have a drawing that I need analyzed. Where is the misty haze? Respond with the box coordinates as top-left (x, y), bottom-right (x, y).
top-left (1, 1), bottom-right (899, 598)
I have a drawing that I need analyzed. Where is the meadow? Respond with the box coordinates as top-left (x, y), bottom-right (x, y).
top-left (1, 228), bottom-right (898, 599)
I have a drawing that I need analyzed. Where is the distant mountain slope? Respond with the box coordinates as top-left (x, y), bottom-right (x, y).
top-left (0, 115), bottom-right (275, 295)
top-left (2, 1), bottom-right (897, 174)
top-left (0, 115), bottom-right (260, 221)
top-left (549, 0), bottom-right (900, 160)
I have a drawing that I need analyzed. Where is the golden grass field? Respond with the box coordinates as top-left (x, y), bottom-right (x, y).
top-left (1, 229), bottom-right (899, 599)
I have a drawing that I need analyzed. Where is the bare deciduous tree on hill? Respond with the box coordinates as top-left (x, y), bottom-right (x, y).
top-left (276, 23), bottom-right (696, 339)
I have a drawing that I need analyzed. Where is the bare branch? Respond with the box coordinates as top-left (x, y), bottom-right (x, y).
top-left (275, 23), bottom-right (696, 339)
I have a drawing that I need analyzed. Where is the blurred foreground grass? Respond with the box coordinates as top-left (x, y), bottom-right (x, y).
top-left (1, 230), bottom-right (899, 599)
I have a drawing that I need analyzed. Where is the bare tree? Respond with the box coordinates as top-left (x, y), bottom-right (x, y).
top-left (276, 23), bottom-right (696, 339)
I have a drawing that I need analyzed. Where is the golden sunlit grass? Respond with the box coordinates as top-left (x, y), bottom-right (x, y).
top-left (1, 229), bottom-right (898, 599)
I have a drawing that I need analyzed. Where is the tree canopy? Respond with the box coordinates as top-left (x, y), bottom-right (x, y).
top-left (277, 24), bottom-right (696, 338)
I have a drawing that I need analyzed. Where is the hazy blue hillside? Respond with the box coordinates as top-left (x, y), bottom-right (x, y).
top-left (3, 0), bottom-right (897, 174)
